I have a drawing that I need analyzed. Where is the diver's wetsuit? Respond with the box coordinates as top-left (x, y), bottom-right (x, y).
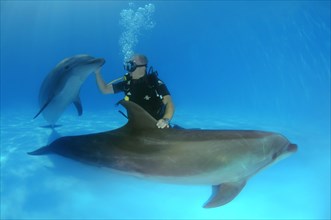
top-left (113, 73), bottom-right (170, 120)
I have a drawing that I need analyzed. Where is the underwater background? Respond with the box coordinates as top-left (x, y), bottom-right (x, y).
top-left (1, 1), bottom-right (330, 219)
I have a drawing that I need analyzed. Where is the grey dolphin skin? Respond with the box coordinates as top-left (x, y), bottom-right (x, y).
top-left (33, 54), bottom-right (105, 127)
top-left (28, 100), bottom-right (298, 208)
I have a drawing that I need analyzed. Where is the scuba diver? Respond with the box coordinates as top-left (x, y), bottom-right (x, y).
top-left (94, 54), bottom-right (175, 129)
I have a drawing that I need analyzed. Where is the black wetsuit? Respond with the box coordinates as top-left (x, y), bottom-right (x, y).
top-left (113, 73), bottom-right (170, 120)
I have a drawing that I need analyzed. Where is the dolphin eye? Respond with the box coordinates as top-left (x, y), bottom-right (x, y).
top-left (64, 65), bottom-right (70, 70)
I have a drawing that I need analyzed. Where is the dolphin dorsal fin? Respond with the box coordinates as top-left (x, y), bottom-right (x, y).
top-left (119, 100), bottom-right (158, 130)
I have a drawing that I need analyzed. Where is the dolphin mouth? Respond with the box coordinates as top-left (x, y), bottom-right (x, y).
top-left (90, 58), bottom-right (105, 66)
top-left (27, 146), bottom-right (51, 155)
top-left (99, 58), bottom-right (106, 65)
top-left (288, 143), bottom-right (298, 152)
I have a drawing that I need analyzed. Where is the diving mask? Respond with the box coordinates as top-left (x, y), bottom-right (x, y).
top-left (124, 60), bottom-right (147, 72)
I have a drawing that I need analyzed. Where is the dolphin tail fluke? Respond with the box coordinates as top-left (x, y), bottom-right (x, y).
top-left (27, 146), bottom-right (52, 156)
top-left (40, 124), bottom-right (62, 129)
top-left (203, 181), bottom-right (246, 208)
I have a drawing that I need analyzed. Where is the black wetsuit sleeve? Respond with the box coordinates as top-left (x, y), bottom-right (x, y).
top-left (156, 78), bottom-right (171, 96)
top-left (112, 81), bottom-right (126, 93)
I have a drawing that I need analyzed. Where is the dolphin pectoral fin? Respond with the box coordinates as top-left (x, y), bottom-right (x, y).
top-left (203, 181), bottom-right (246, 208)
top-left (33, 97), bottom-right (54, 119)
top-left (73, 96), bottom-right (83, 116)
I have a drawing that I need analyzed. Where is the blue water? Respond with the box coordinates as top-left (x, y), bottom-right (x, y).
top-left (1, 1), bottom-right (330, 219)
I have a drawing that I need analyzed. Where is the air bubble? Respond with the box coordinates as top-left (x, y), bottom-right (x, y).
top-left (119, 3), bottom-right (156, 62)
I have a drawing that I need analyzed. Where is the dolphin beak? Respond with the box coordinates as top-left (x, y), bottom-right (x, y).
top-left (27, 146), bottom-right (51, 155)
top-left (288, 143), bottom-right (298, 152)
top-left (90, 58), bottom-right (105, 66)
top-left (97, 58), bottom-right (106, 66)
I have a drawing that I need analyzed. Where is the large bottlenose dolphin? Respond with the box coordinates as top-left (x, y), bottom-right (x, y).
top-left (28, 100), bottom-right (297, 208)
top-left (33, 54), bottom-right (105, 127)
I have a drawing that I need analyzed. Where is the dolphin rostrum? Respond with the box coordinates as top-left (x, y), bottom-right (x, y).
top-left (28, 100), bottom-right (298, 208)
top-left (33, 54), bottom-right (105, 127)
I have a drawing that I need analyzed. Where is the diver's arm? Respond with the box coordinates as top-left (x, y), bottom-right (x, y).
top-left (94, 68), bottom-right (117, 94)
top-left (162, 95), bottom-right (175, 120)
top-left (156, 95), bottom-right (175, 129)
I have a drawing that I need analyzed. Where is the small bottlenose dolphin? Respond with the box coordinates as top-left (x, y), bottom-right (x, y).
top-left (28, 100), bottom-right (297, 208)
top-left (33, 54), bottom-right (105, 127)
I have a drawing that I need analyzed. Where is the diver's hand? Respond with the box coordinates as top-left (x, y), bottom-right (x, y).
top-left (156, 118), bottom-right (170, 129)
